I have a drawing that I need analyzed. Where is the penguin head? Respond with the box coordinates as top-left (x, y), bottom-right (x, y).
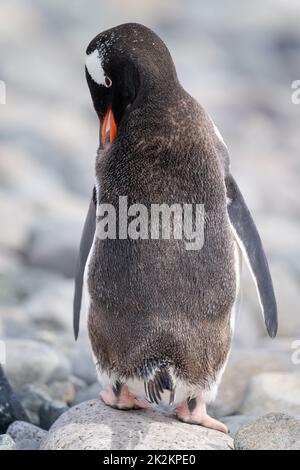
top-left (85, 23), bottom-right (179, 145)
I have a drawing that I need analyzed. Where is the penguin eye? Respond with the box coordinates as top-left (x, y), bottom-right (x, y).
top-left (104, 76), bottom-right (112, 88)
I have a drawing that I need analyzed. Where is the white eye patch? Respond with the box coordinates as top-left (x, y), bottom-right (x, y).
top-left (85, 49), bottom-right (111, 87)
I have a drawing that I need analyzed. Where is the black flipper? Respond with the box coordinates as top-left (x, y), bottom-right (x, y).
top-left (225, 175), bottom-right (278, 338)
top-left (73, 187), bottom-right (97, 340)
top-left (0, 365), bottom-right (29, 433)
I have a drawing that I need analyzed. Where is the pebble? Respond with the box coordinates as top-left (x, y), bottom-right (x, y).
top-left (0, 434), bottom-right (16, 450)
top-left (7, 421), bottom-right (47, 450)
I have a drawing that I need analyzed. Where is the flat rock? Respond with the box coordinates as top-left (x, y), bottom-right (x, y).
top-left (240, 372), bottom-right (300, 416)
top-left (234, 413), bottom-right (300, 450)
top-left (40, 399), bottom-right (233, 450)
top-left (7, 421), bottom-right (47, 450)
top-left (4, 339), bottom-right (70, 390)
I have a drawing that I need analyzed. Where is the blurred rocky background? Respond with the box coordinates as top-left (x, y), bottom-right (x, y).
top-left (0, 0), bottom-right (300, 450)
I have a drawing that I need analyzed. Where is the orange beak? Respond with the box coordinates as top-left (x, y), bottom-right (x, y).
top-left (101, 107), bottom-right (117, 145)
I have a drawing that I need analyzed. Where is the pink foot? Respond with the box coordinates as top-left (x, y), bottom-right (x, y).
top-left (100, 384), bottom-right (150, 411)
top-left (176, 398), bottom-right (228, 434)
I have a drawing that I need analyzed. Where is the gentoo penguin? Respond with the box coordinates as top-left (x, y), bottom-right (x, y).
top-left (73, 23), bottom-right (277, 433)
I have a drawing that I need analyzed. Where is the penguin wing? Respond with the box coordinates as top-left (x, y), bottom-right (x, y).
top-left (225, 174), bottom-right (278, 338)
top-left (209, 117), bottom-right (278, 337)
top-left (73, 187), bottom-right (97, 340)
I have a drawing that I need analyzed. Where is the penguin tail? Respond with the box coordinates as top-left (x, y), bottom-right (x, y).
top-left (144, 366), bottom-right (175, 406)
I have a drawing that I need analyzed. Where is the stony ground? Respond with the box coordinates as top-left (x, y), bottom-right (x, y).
top-left (0, 0), bottom-right (300, 450)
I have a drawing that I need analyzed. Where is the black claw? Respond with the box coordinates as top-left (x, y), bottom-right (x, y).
top-left (112, 380), bottom-right (122, 397)
top-left (187, 397), bottom-right (197, 412)
top-left (169, 387), bottom-right (175, 406)
top-left (161, 368), bottom-right (172, 391)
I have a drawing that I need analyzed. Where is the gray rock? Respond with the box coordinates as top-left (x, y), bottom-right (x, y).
top-left (18, 384), bottom-right (52, 425)
top-left (0, 305), bottom-right (35, 340)
top-left (0, 252), bottom-right (22, 306)
top-left (222, 415), bottom-right (257, 438)
top-left (0, 191), bottom-right (33, 252)
top-left (0, 365), bottom-right (29, 434)
top-left (25, 216), bottom-right (83, 278)
top-left (70, 349), bottom-right (97, 385)
top-left (7, 421), bottom-right (47, 450)
top-left (240, 372), bottom-right (300, 416)
top-left (1, 263), bottom-right (65, 307)
top-left (210, 347), bottom-right (295, 418)
top-left (47, 381), bottom-right (75, 405)
top-left (72, 382), bottom-right (100, 405)
top-left (234, 413), bottom-right (300, 450)
top-left (18, 383), bottom-right (69, 429)
top-left (40, 399), bottom-right (233, 450)
top-left (39, 400), bottom-right (69, 431)
top-left (22, 278), bottom-right (75, 333)
top-left (4, 339), bottom-right (70, 390)
top-left (69, 375), bottom-right (87, 393)
top-left (0, 434), bottom-right (16, 450)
